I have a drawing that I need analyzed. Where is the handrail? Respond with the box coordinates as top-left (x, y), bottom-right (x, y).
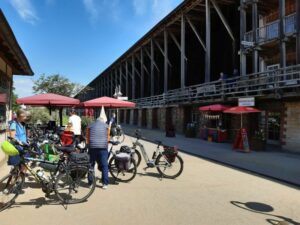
top-left (243, 13), bottom-right (296, 46)
top-left (131, 65), bottom-right (300, 107)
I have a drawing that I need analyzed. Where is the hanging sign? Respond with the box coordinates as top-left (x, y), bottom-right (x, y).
top-left (238, 97), bottom-right (255, 106)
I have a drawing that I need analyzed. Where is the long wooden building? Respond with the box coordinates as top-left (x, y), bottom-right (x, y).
top-left (0, 9), bottom-right (33, 165)
top-left (76, 0), bottom-right (300, 152)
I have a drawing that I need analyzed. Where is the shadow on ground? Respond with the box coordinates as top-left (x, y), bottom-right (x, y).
top-left (230, 201), bottom-right (300, 225)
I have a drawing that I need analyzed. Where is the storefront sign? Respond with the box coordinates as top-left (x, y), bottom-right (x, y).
top-left (238, 97), bottom-right (255, 106)
top-left (117, 96), bottom-right (128, 100)
top-left (241, 128), bottom-right (250, 152)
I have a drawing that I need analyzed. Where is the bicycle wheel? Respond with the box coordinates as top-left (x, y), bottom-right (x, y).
top-left (155, 154), bottom-right (184, 179)
top-left (55, 167), bottom-right (96, 204)
top-left (108, 157), bottom-right (137, 182)
top-left (0, 171), bottom-right (25, 211)
top-left (133, 149), bottom-right (142, 168)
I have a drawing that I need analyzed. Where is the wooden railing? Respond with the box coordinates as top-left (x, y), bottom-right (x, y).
top-left (132, 65), bottom-right (300, 107)
top-left (243, 13), bottom-right (296, 46)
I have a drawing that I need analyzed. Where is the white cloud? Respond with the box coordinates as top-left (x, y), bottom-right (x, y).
top-left (83, 0), bottom-right (121, 23)
top-left (132, 0), bottom-right (148, 16)
top-left (82, 0), bottom-right (99, 22)
top-left (9, 0), bottom-right (39, 24)
top-left (132, 0), bottom-right (181, 21)
top-left (13, 78), bottom-right (34, 98)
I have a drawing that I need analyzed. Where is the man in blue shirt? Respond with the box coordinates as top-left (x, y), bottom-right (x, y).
top-left (8, 109), bottom-right (28, 165)
top-left (86, 116), bottom-right (109, 189)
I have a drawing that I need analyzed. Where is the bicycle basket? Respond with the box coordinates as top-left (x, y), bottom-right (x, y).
top-left (60, 131), bottom-right (74, 145)
top-left (1, 141), bottom-right (19, 156)
top-left (115, 152), bottom-right (131, 171)
top-left (163, 146), bottom-right (178, 163)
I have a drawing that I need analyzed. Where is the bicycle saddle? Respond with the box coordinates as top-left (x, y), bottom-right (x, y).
top-left (109, 141), bottom-right (120, 146)
top-left (57, 145), bottom-right (76, 153)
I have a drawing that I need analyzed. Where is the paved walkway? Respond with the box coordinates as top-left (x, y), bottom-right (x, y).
top-left (123, 125), bottom-right (300, 187)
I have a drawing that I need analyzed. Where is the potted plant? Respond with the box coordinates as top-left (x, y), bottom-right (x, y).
top-left (250, 129), bottom-right (266, 151)
top-left (81, 116), bottom-right (94, 135)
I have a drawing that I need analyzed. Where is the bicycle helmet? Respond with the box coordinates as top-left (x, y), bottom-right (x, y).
top-left (1, 141), bottom-right (19, 156)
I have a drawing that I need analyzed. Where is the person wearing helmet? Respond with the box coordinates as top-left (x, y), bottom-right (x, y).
top-left (7, 109), bottom-right (28, 166)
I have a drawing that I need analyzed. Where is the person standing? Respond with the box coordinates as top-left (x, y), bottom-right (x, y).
top-left (108, 112), bottom-right (117, 137)
top-left (68, 109), bottom-right (82, 144)
top-left (8, 109), bottom-right (28, 166)
top-left (86, 116), bottom-right (109, 189)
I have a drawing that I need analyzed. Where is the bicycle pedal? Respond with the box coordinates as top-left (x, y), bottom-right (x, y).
top-left (146, 162), bottom-right (155, 168)
top-left (143, 166), bottom-right (149, 171)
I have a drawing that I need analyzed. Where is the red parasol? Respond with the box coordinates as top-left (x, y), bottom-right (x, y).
top-left (17, 93), bottom-right (80, 127)
top-left (82, 96), bottom-right (135, 108)
top-left (16, 93), bottom-right (80, 106)
top-left (223, 106), bottom-right (261, 128)
top-left (199, 104), bottom-right (231, 112)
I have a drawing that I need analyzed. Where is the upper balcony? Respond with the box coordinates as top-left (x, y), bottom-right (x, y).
top-left (243, 13), bottom-right (296, 47)
top-left (132, 65), bottom-right (300, 107)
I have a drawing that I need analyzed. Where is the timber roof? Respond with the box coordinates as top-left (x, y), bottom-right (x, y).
top-left (0, 9), bottom-right (33, 75)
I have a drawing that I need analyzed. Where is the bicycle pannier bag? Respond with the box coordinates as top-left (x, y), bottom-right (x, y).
top-left (163, 147), bottom-right (178, 163)
top-left (120, 145), bottom-right (132, 154)
top-left (115, 152), bottom-right (131, 171)
top-left (69, 152), bottom-right (90, 167)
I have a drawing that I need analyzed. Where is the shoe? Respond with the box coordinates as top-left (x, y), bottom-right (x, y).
top-left (2, 189), bottom-right (9, 194)
top-left (102, 185), bottom-right (108, 190)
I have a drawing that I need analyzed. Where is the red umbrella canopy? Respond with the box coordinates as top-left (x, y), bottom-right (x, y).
top-left (199, 104), bottom-right (231, 112)
top-left (16, 93), bottom-right (80, 106)
top-left (223, 106), bottom-right (261, 114)
top-left (82, 96), bottom-right (135, 108)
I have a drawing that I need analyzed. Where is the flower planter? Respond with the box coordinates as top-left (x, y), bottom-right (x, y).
top-left (250, 138), bottom-right (266, 151)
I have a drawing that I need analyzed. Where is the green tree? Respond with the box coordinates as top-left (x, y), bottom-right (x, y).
top-left (27, 107), bottom-right (51, 124)
top-left (11, 87), bottom-right (19, 112)
top-left (33, 74), bottom-right (88, 97)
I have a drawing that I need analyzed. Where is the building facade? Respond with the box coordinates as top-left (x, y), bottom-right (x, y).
top-left (0, 9), bottom-right (33, 165)
top-left (77, 0), bottom-right (300, 152)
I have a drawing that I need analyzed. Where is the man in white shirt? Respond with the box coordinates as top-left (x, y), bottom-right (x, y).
top-left (68, 109), bottom-right (82, 136)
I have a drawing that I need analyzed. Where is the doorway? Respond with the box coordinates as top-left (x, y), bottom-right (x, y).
top-left (267, 111), bottom-right (281, 145)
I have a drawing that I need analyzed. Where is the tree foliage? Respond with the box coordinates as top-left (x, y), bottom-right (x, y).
top-left (33, 74), bottom-right (87, 97)
top-left (11, 87), bottom-right (19, 112)
top-left (27, 107), bottom-right (51, 125)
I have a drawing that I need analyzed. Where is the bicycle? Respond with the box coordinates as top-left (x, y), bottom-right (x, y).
top-left (110, 124), bottom-right (125, 143)
top-left (107, 141), bottom-right (137, 182)
top-left (131, 130), bottom-right (184, 179)
top-left (0, 138), bottom-right (96, 211)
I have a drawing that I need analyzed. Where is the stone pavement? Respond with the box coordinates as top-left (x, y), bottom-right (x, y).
top-left (122, 125), bottom-right (300, 187)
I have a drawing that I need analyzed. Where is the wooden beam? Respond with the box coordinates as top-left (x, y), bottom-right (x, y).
top-left (185, 16), bottom-right (206, 51)
top-left (205, 0), bottom-right (211, 82)
top-left (181, 14), bottom-right (186, 88)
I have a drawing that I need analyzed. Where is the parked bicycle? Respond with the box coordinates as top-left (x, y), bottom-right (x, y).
top-left (107, 141), bottom-right (137, 182)
top-left (131, 130), bottom-right (184, 179)
top-left (0, 137), bottom-right (96, 211)
top-left (110, 124), bottom-right (125, 143)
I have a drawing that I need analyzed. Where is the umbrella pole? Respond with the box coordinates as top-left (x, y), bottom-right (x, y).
top-left (241, 113), bottom-right (243, 128)
top-left (117, 108), bottom-right (119, 124)
top-left (59, 108), bottom-right (63, 127)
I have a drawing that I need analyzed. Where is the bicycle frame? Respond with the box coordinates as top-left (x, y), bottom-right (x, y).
top-left (132, 138), bottom-right (163, 166)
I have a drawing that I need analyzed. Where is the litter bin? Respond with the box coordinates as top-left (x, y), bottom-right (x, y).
top-left (185, 123), bottom-right (196, 138)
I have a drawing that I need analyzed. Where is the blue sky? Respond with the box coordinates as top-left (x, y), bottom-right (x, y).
top-left (0, 0), bottom-right (183, 97)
